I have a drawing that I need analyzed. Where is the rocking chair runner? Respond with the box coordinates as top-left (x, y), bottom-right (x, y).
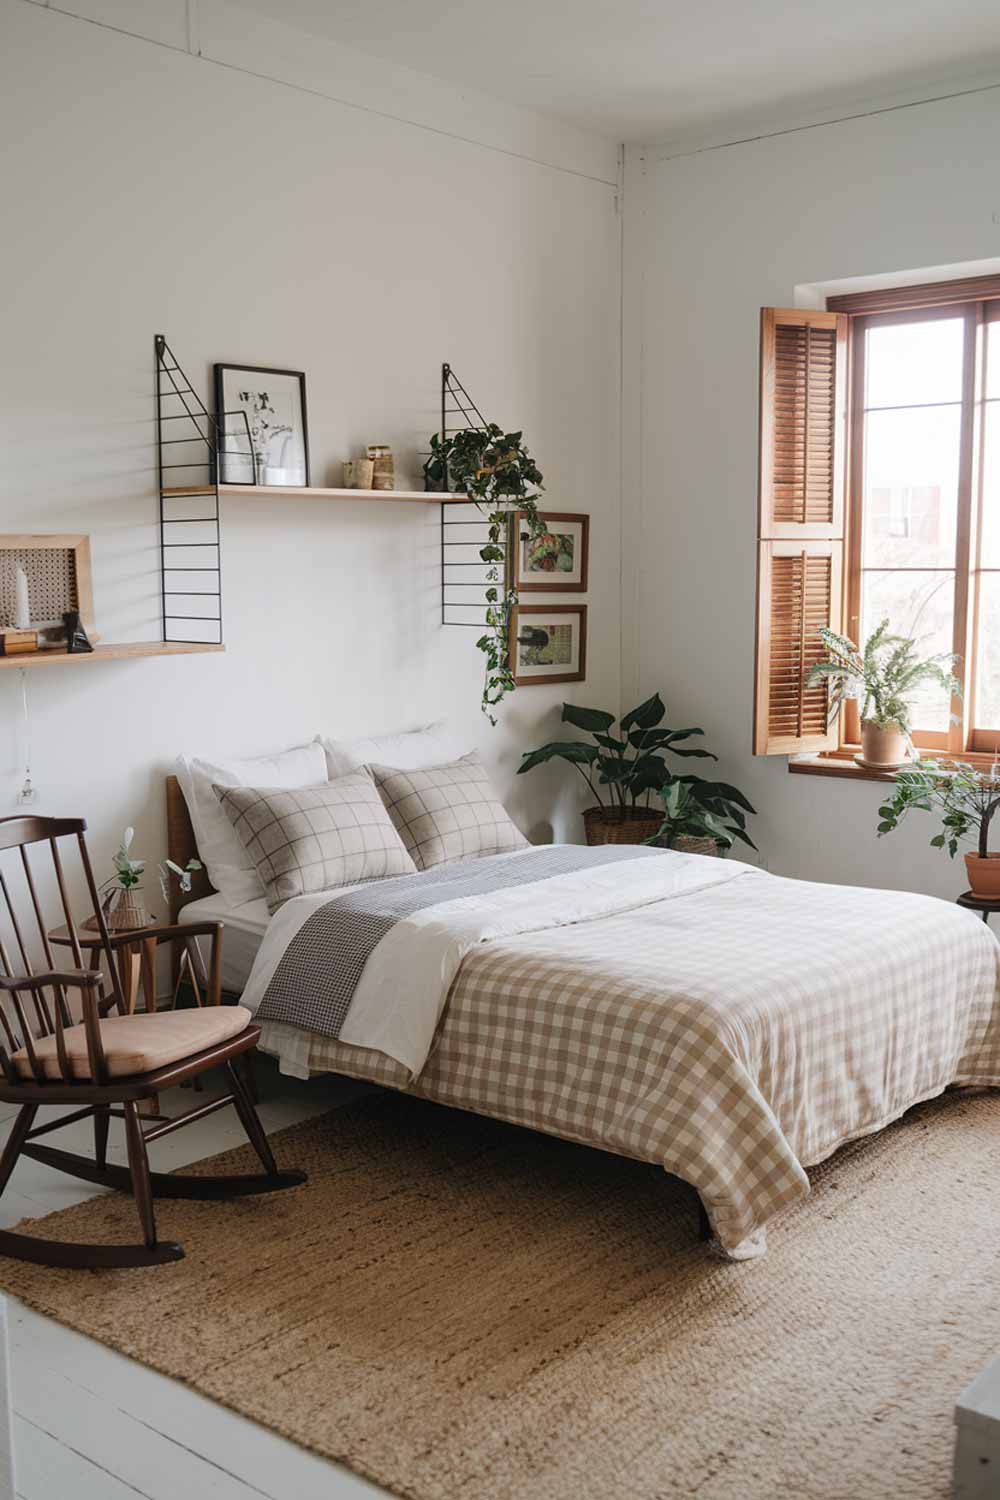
top-left (0, 815), bottom-right (305, 1269)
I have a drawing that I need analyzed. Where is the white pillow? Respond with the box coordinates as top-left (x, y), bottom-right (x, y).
top-left (319, 719), bottom-right (468, 779)
top-left (175, 741), bottom-right (328, 907)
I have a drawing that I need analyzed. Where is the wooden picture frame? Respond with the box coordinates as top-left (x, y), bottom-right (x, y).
top-left (0, 534), bottom-right (96, 643)
top-left (509, 603), bottom-right (587, 686)
top-left (214, 363), bottom-right (311, 487)
top-left (509, 511), bottom-right (589, 592)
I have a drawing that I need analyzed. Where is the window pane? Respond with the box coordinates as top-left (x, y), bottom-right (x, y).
top-left (865, 317), bottom-right (965, 409)
top-left (860, 570), bottom-right (955, 731)
top-left (981, 402), bottom-right (1000, 568)
top-left (986, 318), bottom-right (1000, 402)
top-left (862, 406), bottom-right (960, 569)
top-left (975, 574), bottom-right (1000, 729)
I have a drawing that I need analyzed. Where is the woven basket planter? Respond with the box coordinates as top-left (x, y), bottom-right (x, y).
top-left (583, 807), bottom-right (662, 847)
top-left (669, 834), bottom-right (724, 858)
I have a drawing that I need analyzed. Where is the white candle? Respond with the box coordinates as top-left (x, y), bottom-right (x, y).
top-left (14, 565), bottom-right (30, 630)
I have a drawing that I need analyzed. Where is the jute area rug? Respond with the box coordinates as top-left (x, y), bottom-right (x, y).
top-left (1, 1088), bottom-right (998, 1500)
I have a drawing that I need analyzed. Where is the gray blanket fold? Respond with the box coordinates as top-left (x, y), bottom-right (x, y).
top-left (254, 844), bottom-right (661, 1041)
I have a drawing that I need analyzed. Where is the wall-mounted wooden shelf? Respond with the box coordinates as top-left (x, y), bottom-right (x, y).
top-left (163, 485), bottom-right (469, 503)
top-left (0, 642), bottom-right (225, 670)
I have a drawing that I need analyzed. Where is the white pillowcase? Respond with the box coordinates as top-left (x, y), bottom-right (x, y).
top-left (319, 719), bottom-right (468, 779)
top-left (175, 741), bottom-right (328, 907)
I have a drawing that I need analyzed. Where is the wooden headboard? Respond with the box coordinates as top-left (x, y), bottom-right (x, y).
top-left (165, 774), bottom-right (216, 922)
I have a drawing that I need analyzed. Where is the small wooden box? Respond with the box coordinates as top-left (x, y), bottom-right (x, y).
top-left (0, 630), bottom-right (39, 656)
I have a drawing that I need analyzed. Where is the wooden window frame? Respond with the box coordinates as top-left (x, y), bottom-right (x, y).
top-left (812, 275), bottom-right (1000, 774)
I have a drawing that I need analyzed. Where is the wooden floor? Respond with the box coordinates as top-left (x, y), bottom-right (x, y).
top-left (0, 1060), bottom-right (392, 1500)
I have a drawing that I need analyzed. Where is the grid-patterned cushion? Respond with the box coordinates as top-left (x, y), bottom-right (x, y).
top-left (215, 772), bottom-right (416, 912)
top-left (369, 752), bottom-right (528, 871)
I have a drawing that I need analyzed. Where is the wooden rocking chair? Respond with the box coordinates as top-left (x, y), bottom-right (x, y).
top-left (0, 815), bottom-right (305, 1268)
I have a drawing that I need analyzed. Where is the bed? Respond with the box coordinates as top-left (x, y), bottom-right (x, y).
top-left (166, 775), bottom-right (1000, 1259)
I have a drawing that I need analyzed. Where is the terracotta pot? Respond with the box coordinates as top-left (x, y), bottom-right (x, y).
top-left (583, 807), bottom-right (662, 847)
top-left (860, 720), bottom-right (910, 770)
top-left (964, 853), bottom-right (1000, 898)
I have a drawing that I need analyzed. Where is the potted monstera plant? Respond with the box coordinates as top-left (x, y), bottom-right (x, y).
top-left (517, 693), bottom-right (756, 852)
top-left (806, 619), bottom-right (960, 770)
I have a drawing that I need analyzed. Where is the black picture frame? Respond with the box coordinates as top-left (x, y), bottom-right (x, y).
top-left (213, 363), bottom-right (311, 487)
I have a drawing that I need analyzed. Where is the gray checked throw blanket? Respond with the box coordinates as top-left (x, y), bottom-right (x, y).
top-left (253, 844), bottom-right (661, 1041)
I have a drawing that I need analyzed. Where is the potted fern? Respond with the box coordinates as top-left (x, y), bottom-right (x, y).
top-left (877, 758), bottom-right (1000, 896)
top-left (424, 425), bottom-right (546, 724)
top-left (806, 619), bottom-right (960, 770)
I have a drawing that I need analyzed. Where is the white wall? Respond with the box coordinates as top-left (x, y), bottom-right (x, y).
top-left (0, 1), bottom-right (622, 920)
top-left (625, 86), bottom-right (1000, 896)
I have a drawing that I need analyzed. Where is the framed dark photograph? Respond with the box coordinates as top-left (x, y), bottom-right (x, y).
top-left (509, 603), bottom-right (587, 686)
top-left (509, 511), bottom-right (589, 592)
top-left (214, 363), bottom-right (310, 487)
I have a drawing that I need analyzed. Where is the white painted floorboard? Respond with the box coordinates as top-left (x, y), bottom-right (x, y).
top-left (0, 1061), bottom-right (391, 1500)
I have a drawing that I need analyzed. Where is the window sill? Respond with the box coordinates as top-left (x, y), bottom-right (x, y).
top-left (789, 748), bottom-right (1000, 782)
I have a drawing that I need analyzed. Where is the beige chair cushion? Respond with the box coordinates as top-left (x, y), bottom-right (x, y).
top-left (12, 1005), bottom-right (254, 1081)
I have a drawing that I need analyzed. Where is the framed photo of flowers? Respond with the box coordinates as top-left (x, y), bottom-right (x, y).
top-left (509, 603), bottom-right (587, 686)
top-left (214, 363), bottom-right (310, 487)
top-left (509, 511), bottom-right (589, 592)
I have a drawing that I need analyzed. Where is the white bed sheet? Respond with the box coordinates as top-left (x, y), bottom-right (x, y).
top-left (178, 893), bottom-right (270, 994)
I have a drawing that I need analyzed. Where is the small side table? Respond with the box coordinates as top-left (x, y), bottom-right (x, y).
top-left (48, 919), bottom-right (159, 1015)
top-left (956, 891), bottom-right (1000, 926)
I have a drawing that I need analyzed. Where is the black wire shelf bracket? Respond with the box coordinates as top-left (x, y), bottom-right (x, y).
top-left (437, 363), bottom-right (521, 630)
top-left (155, 334), bottom-right (252, 647)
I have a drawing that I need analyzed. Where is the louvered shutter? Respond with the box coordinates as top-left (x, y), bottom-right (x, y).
top-left (754, 309), bottom-right (848, 755)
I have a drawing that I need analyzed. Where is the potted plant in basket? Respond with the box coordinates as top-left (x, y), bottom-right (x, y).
top-left (517, 693), bottom-right (757, 852)
top-left (806, 619), bottom-right (961, 770)
top-left (876, 758), bottom-right (1000, 897)
top-left (424, 425), bottom-right (546, 724)
top-left (92, 828), bottom-right (202, 931)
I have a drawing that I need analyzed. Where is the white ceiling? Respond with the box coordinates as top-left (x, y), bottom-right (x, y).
top-left (228, 0), bottom-right (1000, 144)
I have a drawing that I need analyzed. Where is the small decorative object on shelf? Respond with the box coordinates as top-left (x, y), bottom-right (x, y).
top-left (877, 756), bottom-right (1000, 897)
top-left (807, 619), bottom-right (961, 771)
top-left (367, 444), bottom-right (394, 491)
top-left (518, 693), bottom-right (757, 853)
top-left (0, 630), bottom-right (38, 657)
top-left (0, 533), bottom-right (96, 653)
top-left (509, 603), bottom-right (587, 686)
top-left (342, 457), bottom-right (375, 489)
top-left (510, 511), bottom-right (589, 593)
top-left (214, 363), bottom-right (310, 487)
top-left (63, 609), bottom-right (94, 654)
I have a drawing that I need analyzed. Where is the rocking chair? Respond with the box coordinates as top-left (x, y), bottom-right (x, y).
top-left (0, 815), bottom-right (305, 1268)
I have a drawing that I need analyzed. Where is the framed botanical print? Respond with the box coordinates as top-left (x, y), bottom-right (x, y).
top-left (214, 364), bottom-right (310, 487)
top-left (509, 603), bottom-right (587, 686)
top-left (509, 511), bottom-right (589, 592)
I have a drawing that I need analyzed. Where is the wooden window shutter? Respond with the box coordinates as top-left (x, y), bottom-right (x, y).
top-left (754, 308), bottom-right (848, 755)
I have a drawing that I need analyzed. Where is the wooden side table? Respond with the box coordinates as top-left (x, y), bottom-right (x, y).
top-left (956, 891), bottom-right (1000, 925)
top-left (48, 919), bottom-right (159, 1015)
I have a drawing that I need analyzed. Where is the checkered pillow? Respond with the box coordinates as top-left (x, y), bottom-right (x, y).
top-left (369, 752), bottom-right (528, 871)
top-left (215, 771), bottom-right (416, 912)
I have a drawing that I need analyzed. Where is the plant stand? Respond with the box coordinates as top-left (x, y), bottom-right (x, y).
top-left (956, 891), bottom-right (1000, 926)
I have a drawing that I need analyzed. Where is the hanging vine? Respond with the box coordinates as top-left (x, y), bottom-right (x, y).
top-left (425, 425), bottom-right (545, 723)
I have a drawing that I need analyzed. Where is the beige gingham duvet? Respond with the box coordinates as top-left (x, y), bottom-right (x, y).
top-left (257, 866), bottom-right (1000, 1255)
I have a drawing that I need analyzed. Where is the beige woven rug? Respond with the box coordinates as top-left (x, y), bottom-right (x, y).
top-left (2, 1088), bottom-right (999, 1500)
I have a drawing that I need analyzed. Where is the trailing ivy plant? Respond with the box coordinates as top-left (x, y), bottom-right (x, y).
top-left (425, 425), bottom-right (545, 723)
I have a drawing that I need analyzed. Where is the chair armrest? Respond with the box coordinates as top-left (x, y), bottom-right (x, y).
top-left (0, 968), bottom-right (102, 994)
top-left (102, 920), bottom-right (223, 952)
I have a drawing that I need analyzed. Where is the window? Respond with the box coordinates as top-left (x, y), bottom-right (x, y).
top-left (754, 277), bottom-right (1000, 763)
